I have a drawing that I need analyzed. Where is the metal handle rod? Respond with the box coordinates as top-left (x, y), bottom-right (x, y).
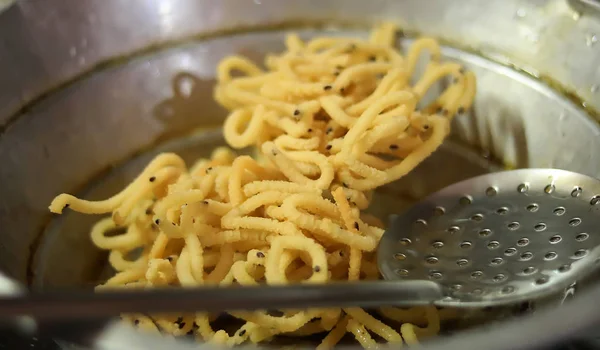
top-left (0, 281), bottom-right (443, 321)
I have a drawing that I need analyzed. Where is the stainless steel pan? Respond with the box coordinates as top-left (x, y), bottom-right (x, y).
top-left (0, 0), bottom-right (599, 349)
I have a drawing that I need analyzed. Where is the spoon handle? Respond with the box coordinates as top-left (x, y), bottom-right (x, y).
top-left (0, 281), bottom-right (444, 321)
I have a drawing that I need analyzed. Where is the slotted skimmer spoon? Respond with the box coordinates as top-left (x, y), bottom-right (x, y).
top-left (377, 168), bottom-right (600, 307)
top-left (1, 168), bottom-right (600, 321)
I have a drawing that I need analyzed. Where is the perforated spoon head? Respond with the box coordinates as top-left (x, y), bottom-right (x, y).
top-left (378, 169), bottom-right (600, 308)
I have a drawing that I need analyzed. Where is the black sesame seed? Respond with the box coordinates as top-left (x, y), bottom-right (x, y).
top-left (368, 55), bottom-right (376, 62)
top-left (354, 222), bottom-right (359, 230)
top-left (178, 322), bottom-right (185, 329)
top-left (340, 87), bottom-right (346, 93)
top-left (325, 144), bottom-right (332, 150)
top-left (257, 251), bottom-right (265, 258)
top-left (314, 266), bottom-right (321, 272)
top-left (271, 149), bottom-right (278, 156)
top-left (203, 200), bottom-right (209, 204)
top-left (167, 256), bottom-right (173, 262)
top-left (176, 317), bottom-right (184, 324)
top-left (458, 107), bottom-right (465, 114)
top-left (239, 329), bottom-right (247, 336)
top-left (172, 222), bottom-right (176, 226)
top-left (134, 320), bottom-right (140, 325)
top-left (155, 219), bottom-right (160, 225)
top-left (324, 85), bottom-right (332, 91)
top-left (389, 144), bottom-right (398, 150)
top-left (293, 109), bottom-right (300, 116)
top-left (340, 251), bottom-right (344, 257)
top-left (423, 125), bottom-right (430, 130)
top-left (149, 176), bottom-right (156, 182)
top-left (145, 208), bottom-right (153, 215)
top-left (267, 310), bottom-right (284, 317)
top-left (307, 128), bottom-right (313, 132)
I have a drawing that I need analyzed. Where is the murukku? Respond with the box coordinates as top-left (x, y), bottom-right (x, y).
top-left (49, 21), bottom-right (477, 348)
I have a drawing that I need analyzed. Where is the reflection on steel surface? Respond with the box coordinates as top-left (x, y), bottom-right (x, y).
top-left (0, 0), bottom-right (599, 349)
top-left (0, 0), bottom-right (600, 125)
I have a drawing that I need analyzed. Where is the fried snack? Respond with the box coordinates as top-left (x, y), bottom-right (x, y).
top-left (49, 22), bottom-right (475, 348)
